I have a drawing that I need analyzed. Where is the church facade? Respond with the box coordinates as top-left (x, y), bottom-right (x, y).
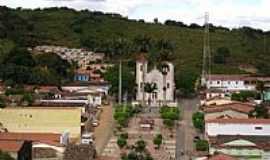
top-left (136, 57), bottom-right (175, 106)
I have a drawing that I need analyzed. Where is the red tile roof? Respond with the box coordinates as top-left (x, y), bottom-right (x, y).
top-left (136, 53), bottom-right (147, 62)
top-left (208, 74), bottom-right (270, 82)
top-left (204, 103), bottom-right (255, 114)
top-left (208, 154), bottom-right (237, 160)
top-left (0, 140), bottom-right (24, 152)
top-left (37, 86), bottom-right (60, 93)
top-left (74, 69), bottom-right (92, 75)
top-left (206, 118), bottom-right (270, 124)
top-left (208, 74), bottom-right (250, 81)
top-left (0, 132), bottom-right (61, 146)
top-left (209, 135), bottom-right (270, 151)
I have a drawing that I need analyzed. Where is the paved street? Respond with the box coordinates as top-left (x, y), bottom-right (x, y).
top-left (176, 98), bottom-right (200, 160)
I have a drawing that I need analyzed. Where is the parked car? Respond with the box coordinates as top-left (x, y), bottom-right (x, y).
top-left (193, 136), bottom-right (200, 142)
top-left (92, 120), bottom-right (99, 127)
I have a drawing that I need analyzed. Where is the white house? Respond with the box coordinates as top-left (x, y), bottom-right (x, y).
top-left (205, 119), bottom-right (270, 137)
top-left (136, 56), bottom-right (175, 106)
top-left (206, 74), bottom-right (255, 91)
top-left (205, 74), bottom-right (270, 92)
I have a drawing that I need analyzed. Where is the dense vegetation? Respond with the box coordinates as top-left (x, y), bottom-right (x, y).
top-left (1, 6), bottom-right (270, 92)
top-left (231, 91), bottom-right (260, 102)
top-left (0, 46), bottom-right (73, 86)
top-left (0, 150), bottom-right (14, 160)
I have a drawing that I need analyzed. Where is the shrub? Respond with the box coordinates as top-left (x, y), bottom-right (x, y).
top-left (22, 93), bottom-right (33, 105)
top-left (0, 97), bottom-right (6, 108)
top-left (117, 137), bottom-right (127, 148)
top-left (120, 133), bottom-right (129, 139)
top-left (195, 140), bottom-right (209, 151)
top-left (114, 104), bottom-right (136, 127)
top-left (192, 112), bottom-right (204, 131)
top-left (163, 119), bottom-right (175, 128)
top-left (160, 106), bottom-right (180, 120)
top-left (153, 134), bottom-right (163, 149)
top-left (231, 91), bottom-right (258, 102)
top-left (135, 140), bottom-right (146, 152)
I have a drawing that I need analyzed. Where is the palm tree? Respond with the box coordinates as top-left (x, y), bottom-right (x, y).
top-left (160, 63), bottom-right (169, 106)
top-left (133, 35), bottom-right (153, 53)
top-left (144, 82), bottom-right (158, 106)
top-left (133, 35), bottom-right (153, 107)
top-left (256, 80), bottom-right (265, 102)
top-left (156, 39), bottom-right (175, 61)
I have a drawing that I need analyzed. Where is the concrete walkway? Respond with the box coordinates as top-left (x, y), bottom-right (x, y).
top-left (94, 105), bottom-right (114, 155)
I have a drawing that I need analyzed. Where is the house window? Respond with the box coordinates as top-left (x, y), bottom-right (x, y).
top-left (167, 83), bottom-right (170, 88)
top-left (140, 65), bottom-right (143, 71)
top-left (217, 81), bottom-right (220, 84)
top-left (255, 126), bottom-right (263, 130)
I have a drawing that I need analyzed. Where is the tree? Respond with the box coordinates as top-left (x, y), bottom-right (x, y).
top-left (160, 106), bottom-right (180, 120)
top-left (0, 97), bottom-right (6, 108)
top-left (154, 18), bottom-right (159, 24)
top-left (231, 91), bottom-right (258, 102)
top-left (213, 47), bottom-right (230, 64)
top-left (104, 65), bottom-right (135, 97)
top-left (195, 140), bottom-right (209, 151)
top-left (117, 136), bottom-right (127, 148)
top-left (192, 112), bottom-right (204, 131)
top-left (4, 47), bottom-right (35, 67)
top-left (249, 105), bottom-right (269, 118)
top-left (133, 35), bottom-right (153, 53)
top-left (22, 93), bottom-right (33, 106)
top-left (135, 139), bottom-right (146, 152)
top-left (156, 39), bottom-right (175, 61)
top-left (159, 63), bottom-right (169, 105)
top-left (153, 134), bottom-right (163, 149)
top-left (256, 81), bottom-right (265, 101)
top-left (163, 119), bottom-right (174, 128)
top-left (144, 82), bottom-right (158, 106)
top-left (175, 70), bottom-right (198, 96)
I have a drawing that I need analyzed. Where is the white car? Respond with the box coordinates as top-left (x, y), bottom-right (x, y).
top-left (92, 120), bottom-right (99, 127)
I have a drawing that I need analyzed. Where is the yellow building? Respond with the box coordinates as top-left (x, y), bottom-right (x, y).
top-left (0, 107), bottom-right (81, 138)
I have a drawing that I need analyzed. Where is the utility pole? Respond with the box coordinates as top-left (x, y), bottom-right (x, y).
top-left (118, 60), bottom-right (122, 104)
top-left (201, 12), bottom-right (211, 87)
top-left (264, 34), bottom-right (266, 54)
top-left (142, 61), bottom-right (146, 107)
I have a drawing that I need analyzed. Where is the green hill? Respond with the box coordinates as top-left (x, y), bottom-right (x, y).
top-left (1, 6), bottom-right (270, 93)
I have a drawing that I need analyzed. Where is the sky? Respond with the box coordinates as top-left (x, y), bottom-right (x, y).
top-left (1, 0), bottom-right (270, 31)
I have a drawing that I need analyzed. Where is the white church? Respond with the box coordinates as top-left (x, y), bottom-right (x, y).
top-left (135, 56), bottom-right (176, 107)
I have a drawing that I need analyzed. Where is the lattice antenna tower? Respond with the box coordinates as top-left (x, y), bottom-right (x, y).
top-left (201, 12), bottom-right (211, 86)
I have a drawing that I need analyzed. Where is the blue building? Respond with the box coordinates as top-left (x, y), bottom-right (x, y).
top-left (74, 70), bottom-right (91, 82)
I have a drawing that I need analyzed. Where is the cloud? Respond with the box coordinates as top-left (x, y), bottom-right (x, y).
top-left (0, 0), bottom-right (269, 30)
